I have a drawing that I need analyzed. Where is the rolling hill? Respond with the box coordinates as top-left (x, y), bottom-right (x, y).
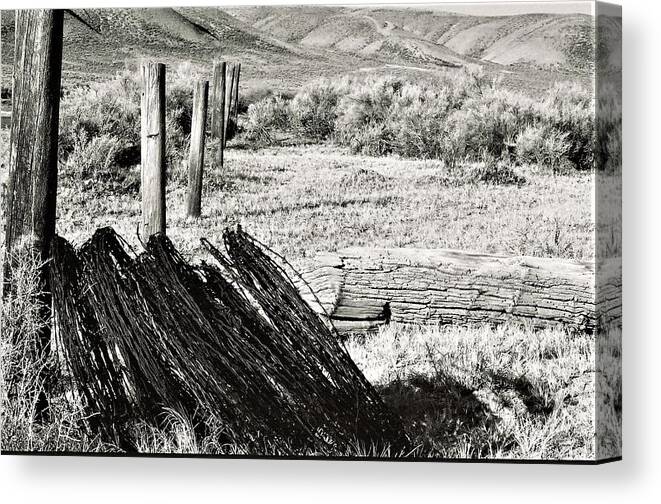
top-left (1, 6), bottom-right (602, 94)
top-left (228, 6), bottom-right (596, 72)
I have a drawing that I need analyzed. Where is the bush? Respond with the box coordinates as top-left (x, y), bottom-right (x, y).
top-left (455, 89), bottom-right (527, 160)
top-left (62, 130), bottom-right (122, 181)
top-left (534, 83), bottom-right (594, 171)
top-left (388, 84), bottom-right (454, 161)
top-left (59, 67), bottom-right (196, 174)
top-left (59, 74), bottom-right (141, 167)
top-left (516, 125), bottom-right (572, 174)
top-left (166, 65), bottom-right (598, 172)
top-left (595, 82), bottom-right (622, 173)
top-left (244, 95), bottom-right (291, 144)
top-left (165, 82), bottom-right (194, 165)
top-left (289, 79), bottom-right (344, 140)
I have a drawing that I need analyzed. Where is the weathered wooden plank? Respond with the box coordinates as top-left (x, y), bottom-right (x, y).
top-left (140, 62), bottom-right (166, 240)
top-left (186, 80), bottom-right (208, 218)
top-left (296, 248), bottom-right (621, 333)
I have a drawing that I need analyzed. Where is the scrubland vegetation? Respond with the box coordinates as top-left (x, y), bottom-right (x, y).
top-left (44, 64), bottom-right (620, 221)
top-left (242, 66), bottom-right (620, 173)
top-left (1, 62), bottom-right (621, 459)
top-left (18, 64), bottom-right (609, 263)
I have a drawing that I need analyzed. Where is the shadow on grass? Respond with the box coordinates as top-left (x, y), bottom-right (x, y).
top-left (377, 369), bottom-right (555, 458)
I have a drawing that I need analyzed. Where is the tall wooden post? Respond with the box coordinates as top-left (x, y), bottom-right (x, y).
top-left (231, 63), bottom-right (241, 130)
top-left (186, 80), bottom-right (208, 218)
top-left (224, 63), bottom-right (236, 145)
top-left (140, 62), bottom-right (166, 240)
top-left (210, 61), bottom-right (226, 168)
top-left (3, 9), bottom-right (64, 419)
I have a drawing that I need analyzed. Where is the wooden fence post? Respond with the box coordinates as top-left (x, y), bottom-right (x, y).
top-left (210, 61), bottom-right (226, 168)
top-left (224, 63), bottom-right (235, 145)
top-left (231, 63), bottom-right (241, 131)
top-left (140, 62), bottom-right (166, 240)
top-left (3, 9), bottom-right (64, 419)
top-left (186, 80), bottom-right (208, 218)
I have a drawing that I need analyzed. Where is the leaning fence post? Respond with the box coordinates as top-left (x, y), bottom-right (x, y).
top-left (2, 9), bottom-right (64, 420)
top-left (140, 62), bottom-right (166, 240)
top-left (211, 61), bottom-right (226, 168)
top-left (186, 80), bottom-right (208, 218)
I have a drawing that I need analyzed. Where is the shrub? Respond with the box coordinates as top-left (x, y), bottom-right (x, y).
top-left (238, 85), bottom-right (295, 115)
top-left (595, 82), bottom-right (622, 173)
top-left (59, 67), bottom-right (196, 174)
top-left (233, 68), bottom-right (595, 172)
top-left (62, 130), bottom-right (122, 181)
top-left (535, 83), bottom-right (594, 170)
top-left (516, 124), bottom-right (572, 173)
top-left (59, 71), bottom-right (141, 166)
top-left (244, 95), bottom-right (291, 144)
top-left (336, 77), bottom-right (402, 132)
top-left (389, 86), bottom-right (455, 161)
top-left (165, 82), bottom-right (194, 165)
top-left (346, 123), bottom-right (394, 156)
top-left (289, 79), bottom-right (344, 139)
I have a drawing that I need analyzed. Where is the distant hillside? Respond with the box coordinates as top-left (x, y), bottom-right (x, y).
top-left (1, 6), bottom-right (598, 94)
top-left (1, 8), bottom-right (380, 91)
top-left (228, 6), bottom-right (596, 73)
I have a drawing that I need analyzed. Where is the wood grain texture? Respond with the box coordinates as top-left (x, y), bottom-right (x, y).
top-left (3, 9), bottom-right (64, 419)
top-left (210, 61), bottom-right (226, 167)
top-left (224, 63), bottom-right (235, 144)
top-left (186, 80), bottom-right (208, 218)
top-left (297, 248), bottom-right (622, 334)
top-left (231, 63), bottom-right (241, 130)
top-left (4, 9), bottom-right (64, 265)
top-left (140, 62), bottom-right (166, 240)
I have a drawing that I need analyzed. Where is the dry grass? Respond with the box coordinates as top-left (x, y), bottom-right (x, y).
top-left (129, 322), bottom-right (607, 460)
top-left (345, 323), bottom-right (598, 460)
top-left (55, 144), bottom-right (594, 264)
top-left (0, 242), bottom-right (110, 453)
top-left (1, 137), bottom-right (612, 459)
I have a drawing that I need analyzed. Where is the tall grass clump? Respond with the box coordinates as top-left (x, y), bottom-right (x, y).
top-left (0, 243), bottom-right (107, 452)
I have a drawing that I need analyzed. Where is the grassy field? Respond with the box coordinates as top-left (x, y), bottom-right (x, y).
top-left (1, 137), bottom-right (617, 459)
top-left (1, 264), bottom-right (616, 459)
top-left (55, 143), bottom-right (595, 264)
